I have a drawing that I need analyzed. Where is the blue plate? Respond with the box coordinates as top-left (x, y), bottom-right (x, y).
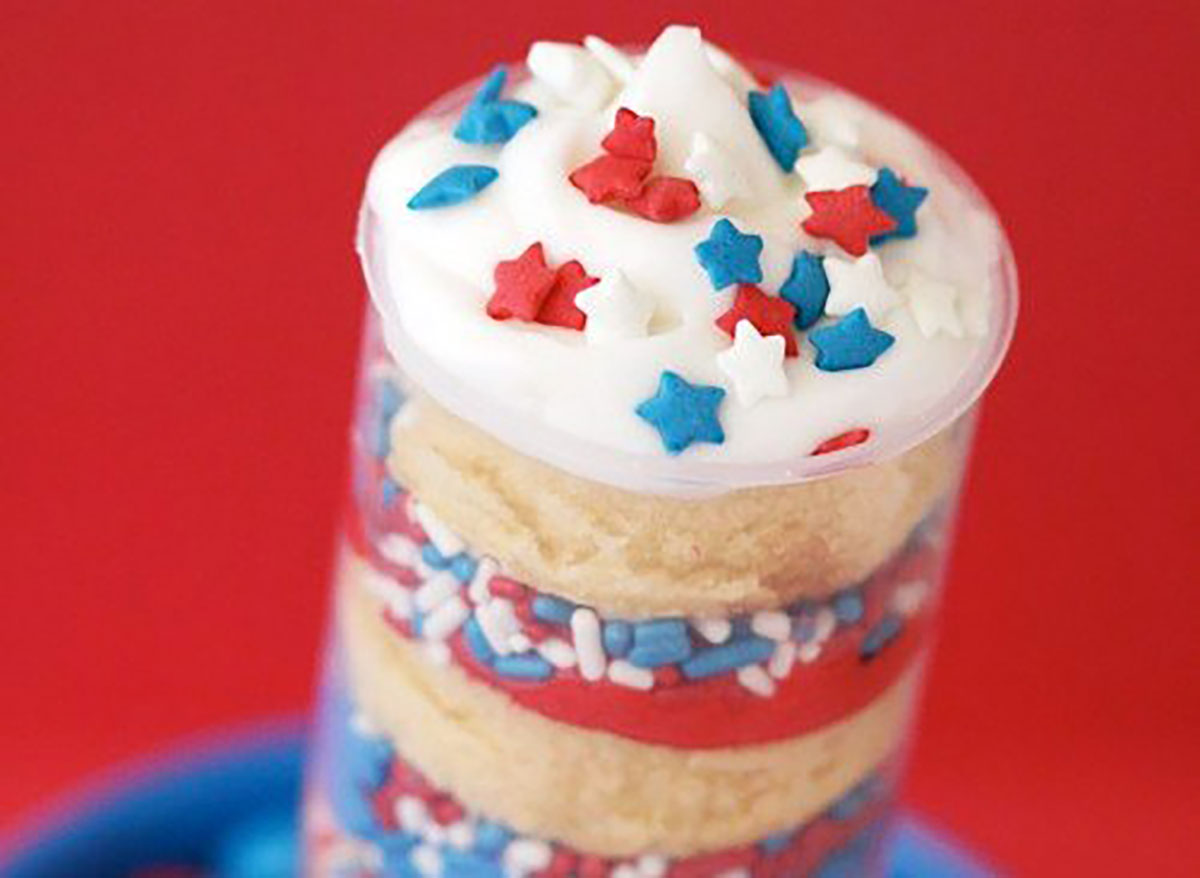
top-left (0, 719), bottom-right (995, 877)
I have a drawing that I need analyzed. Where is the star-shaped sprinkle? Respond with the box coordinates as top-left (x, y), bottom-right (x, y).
top-left (576, 270), bottom-right (654, 343)
top-left (685, 132), bottom-right (749, 208)
top-left (625, 176), bottom-right (700, 222)
top-left (461, 101), bottom-right (537, 144)
top-left (779, 251), bottom-right (829, 330)
top-left (472, 65), bottom-right (507, 104)
top-left (569, 155), bottom-right (652, 203)
top-left (583, 36), bottom-right (636, 83)
top-left (536, 260), bottom-right (599, 330)
top-left (716, 321), bottom-right (789, 406)
top-left (809, 308), bottom-right (895, 372)
top-left (902, 270), bottom-right (963, 338)
top-left (454, 66), bottom-right (538, 145)
top-left (802, 186), bottom-right (897, 256)
top-left (870, 167), bottom-right (928, 243)
top-left (748, 84), bottom-right (808, 171)
top-left (714, 285), bottom-right (798, 356)
top-left (796, 147), bottom-right (877, 191)
top-left (486, 243), bottom-right (556, 321)
top-left (569, 108), bottom-right (698, 224)
top-left (824, 253), bottom-right (902, 322)
top-left (635, 371), bottom-right (726, 455)
top-left (694, 219), bottom-right (763, 290)
top-left (527, 42), bottom-right (614, 110)
top-left (602, 108), bottom-right (657, 161)
top-left (407, 165), bottom-right (498, 210)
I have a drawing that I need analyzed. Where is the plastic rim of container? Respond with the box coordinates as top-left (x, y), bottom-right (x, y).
top-left (357, 63), bottom-right (1019, 497)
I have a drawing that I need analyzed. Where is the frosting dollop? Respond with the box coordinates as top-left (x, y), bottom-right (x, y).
top-left (360, 25), bottom-right (1012, 492)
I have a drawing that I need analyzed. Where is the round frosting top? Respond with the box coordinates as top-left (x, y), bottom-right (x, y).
top-left (360, 25), bottom-right (1015, 495)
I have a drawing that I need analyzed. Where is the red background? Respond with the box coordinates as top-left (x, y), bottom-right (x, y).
top-left (2, 1), bottom-right (1197, 874)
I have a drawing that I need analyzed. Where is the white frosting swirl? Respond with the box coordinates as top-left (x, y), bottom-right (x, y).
top-left (360, 26), bottom-right (1014, 494)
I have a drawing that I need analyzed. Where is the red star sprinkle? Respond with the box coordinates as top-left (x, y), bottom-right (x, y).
top-left (715, 285), bottom-right (799, 356)
top-left (536, 259), bottom-right (597, 330)
top-left (486, 243), bottom-right (556, 321)
top-left (802, 185), bottom-right (897, 256)
top-left (569, 108), bottom-right (700, 224)
top-left (601, 107), bottom-right (657, 161)
top-left (569, 155), bottom-right (653, 203)
top-left (811, 428), bottom-right (871, 455)
top-left (625, 176), bottom-right (701, 223)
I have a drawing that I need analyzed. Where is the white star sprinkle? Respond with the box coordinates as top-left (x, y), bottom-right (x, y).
top-left (824, 253), bottom-right (903, 322)
top-left (576, 270), bottom-right (654, 344)
top-left (902, 270), bottom-right (964, 338)
top-left (796, 146), bottom-right (877, 191)
top-left (583, 35), bottom-right (636, 84)
top-left (684, 132), bottom-right (749, 208)
top-left (716, 320), bottom-right (789, 407)
top-left (527, 42), bottom-right (614, 111)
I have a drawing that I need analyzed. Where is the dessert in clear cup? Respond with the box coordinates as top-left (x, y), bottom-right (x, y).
top-left (303, 24), bottom-right (1016, 878)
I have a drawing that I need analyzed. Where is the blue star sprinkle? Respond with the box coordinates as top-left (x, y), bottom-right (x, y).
top-left (454, 66), bottom-right (537, 144)
top-left (809, 308), bottom-right (895, 372)
top-left (870, 167), bottom-right (928, 242)
top-left (694, 218), bottom-right (763, 290)
top-left (473, 65), bottom-right (507, 104)
top-left (407, 164), bottom-right (499, 210)
top-left (748, 83), bottom-right (809, 171)
top-left (460, 100), bottom-right (537, 144)
top-left (779, 251), bottom-right (830, 329)
top-left (635, 370), bottom-right (726, 455)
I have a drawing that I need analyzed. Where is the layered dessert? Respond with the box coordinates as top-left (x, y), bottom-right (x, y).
top-left (305, 24), bottom-right (1015, 878)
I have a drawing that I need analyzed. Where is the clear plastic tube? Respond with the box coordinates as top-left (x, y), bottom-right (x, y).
top-left (303, 61), bottom-right (1016, 878)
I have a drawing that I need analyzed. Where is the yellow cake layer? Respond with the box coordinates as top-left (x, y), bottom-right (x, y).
top-left (387, 395), bottom-right (962, 617)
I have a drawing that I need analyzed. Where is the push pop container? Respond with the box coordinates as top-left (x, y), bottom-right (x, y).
top-left (304, 28), bottom-right (1017, 878)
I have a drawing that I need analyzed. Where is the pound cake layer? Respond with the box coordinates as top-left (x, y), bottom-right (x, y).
top-left (387, 395), bottom-right (961, 618)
